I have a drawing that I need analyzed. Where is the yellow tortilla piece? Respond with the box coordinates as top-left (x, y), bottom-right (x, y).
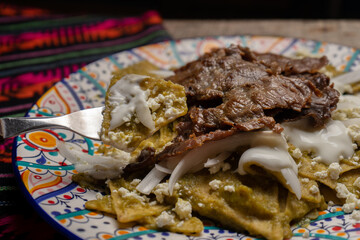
top-left (77, 163), bottom-right (326, 240)
top-left (108, 179), bottom-right (169, 223)
top-left (338, 168), bottom-right (360, 198)
top-left (139, 214), bottom-right (203, 235)
top-left (131, 120), bottom-right (178, 157)
top-left (291, 145), bottom-right (360, 189)
top-left (85, 195), bottom-right (115, 215)
top-left (101, 61), bottom-right (187, 152)
top-left (88, 178), bottom-right (203, 235)
top-left (176, 170), bottom-right (324, 240)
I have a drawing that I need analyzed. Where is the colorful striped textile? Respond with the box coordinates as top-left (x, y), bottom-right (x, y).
top-left (0, 4), bottom-right (171, 239)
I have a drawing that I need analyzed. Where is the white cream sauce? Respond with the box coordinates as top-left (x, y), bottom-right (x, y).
top-left (282, 119), bottom-right (354, 165)
top-left (108, 74), bottom-right (155, 131)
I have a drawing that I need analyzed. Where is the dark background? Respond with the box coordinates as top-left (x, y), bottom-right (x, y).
top-left (2, 0), bottom-right (360, 19)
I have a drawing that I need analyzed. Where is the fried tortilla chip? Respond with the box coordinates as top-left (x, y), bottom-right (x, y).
top-left (338, 168), bottom-right (360, 198)
top-left (100, 61), bottom-right (187, 152)
top-left (131, 121), bottom-right (179, 158)
top-left (290, 145), bottom-right (360, 189)
top-left (175, 170), bottom-right (324, 240)
top-left (108, 179), bottom-right (169, 223)
top-left (85, 195), bottom-right (115, 215)
top-left (92, 178), bottom-right (204, 235)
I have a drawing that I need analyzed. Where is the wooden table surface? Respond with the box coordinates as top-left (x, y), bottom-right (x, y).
top-left (164, 19), bottom-right (360, 49)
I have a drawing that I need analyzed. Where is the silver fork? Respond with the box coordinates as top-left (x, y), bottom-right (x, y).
top-left (0, 107), bottom-right (103, 141)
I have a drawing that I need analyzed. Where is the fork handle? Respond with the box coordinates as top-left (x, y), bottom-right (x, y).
top-left (0, 116), bottom-right (67, 140)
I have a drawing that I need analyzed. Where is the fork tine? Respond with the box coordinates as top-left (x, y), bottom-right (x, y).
top-left (0, 107), bottom-right (104, 140)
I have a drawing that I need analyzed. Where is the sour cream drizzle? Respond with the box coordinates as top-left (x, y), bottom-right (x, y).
top-left (108, 74), bottom-right (155, 131)
top-left (282, 119), bottom-right (354, 165)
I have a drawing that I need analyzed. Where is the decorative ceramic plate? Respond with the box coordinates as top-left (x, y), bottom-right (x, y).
top-left (13, 36), bottom-right (360, 240)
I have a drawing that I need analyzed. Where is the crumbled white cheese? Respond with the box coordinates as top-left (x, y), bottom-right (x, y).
top-left (343, 203), bottom-right (356, 213)
top-left (330, 207), bottom-right (337, 213)
top-left (328, 200), bottom-right (335, 206)
top-left (336, 183), bottom-right (350, 199)
top-left (148, 92), bottom-right (186, 121)
top-left (335, 183), bottom-right (360, 213)
top-left (347, 192), bottom-right (359, 206)
top-left (152, 183), bottom-right (170, 203)
top-left (301, 178), bottom-right (310, 183)
top-left (147, 98), bottom-right (161, 111)
top-left (118, 187), bottom-right (149, 204)
top-left (224, 185), bottom-right (235, 192)
top-left (209, 179), bottom-right (222, 190)
top-left (292, 148), bottom-right (303, 159)
top-left (309, 185), bottom-right (319, 194)
top-left (328, 162), bottom-right (342, 180)
top-left (174, 198), bottom-right (192, 220)
top-left (351, 210), bottom-right (360, 221)
top-left (198, 203), bottom-right (204, 208)
top-left (314, 171), bottom-right (327, 179)
top-left (156, 211), bottom-right (175, 227)
top-left (130, 178), bottom-right (141, 187)
top-left (333, 105), bottom-right (360, 121)
top-left (164, 106), bottom-right (182, 119)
